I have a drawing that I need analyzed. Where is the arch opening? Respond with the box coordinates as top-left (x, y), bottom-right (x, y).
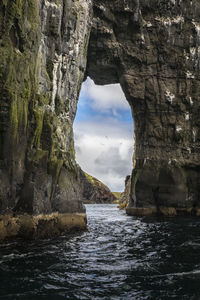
top-left (74, 77), bottom-right (134, 194)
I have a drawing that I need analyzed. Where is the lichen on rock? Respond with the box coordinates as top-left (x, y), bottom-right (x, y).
top-left (79, 169), bottom-right (117, 204)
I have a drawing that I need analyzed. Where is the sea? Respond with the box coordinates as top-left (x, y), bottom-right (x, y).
top-left (0, 204), bottom-right (200, 299)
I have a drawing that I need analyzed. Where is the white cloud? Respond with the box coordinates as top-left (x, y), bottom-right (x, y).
top-left (80, 77), bottom-right (130, 111)
top-left (74, 79), bottom-right (134, 192)
top-left (74, 120), bottom-right (134, 192)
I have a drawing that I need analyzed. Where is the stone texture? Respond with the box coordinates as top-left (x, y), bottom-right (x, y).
top-left (86, 0), bottom-right (200, 215)
top-left (126, 206), bottom-right (200, 217)
top-left (0, 213), bottom-right (87, 241)
top-left (118, 175), bottom-right (131, 209)
top-left (2, 0), bottom-right (200, 240)
top-left (0, 0), bottom-right (92, 239)
top-left (79, 169), bottom-right (116, 204)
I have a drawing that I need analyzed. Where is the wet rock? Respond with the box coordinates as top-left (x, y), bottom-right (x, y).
top-left (0, 213), bottom-right (87, 241)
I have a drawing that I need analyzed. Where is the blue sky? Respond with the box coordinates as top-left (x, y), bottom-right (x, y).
top-left (74, 77), bottom-right (134, 192)
top-left (75, 94), bottom-right (133, 123)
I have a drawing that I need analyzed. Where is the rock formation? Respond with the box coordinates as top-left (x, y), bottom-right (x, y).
top-left (86, 0), bottom-right (200, 216)
top-left (79, 169), bottom-right (116, 204)
top-left (0, 0), bottom-right (92, 240)
top-left (118, 175), bottom-right (131, 209)
top-left (1, 0), bottom-right (200, 241)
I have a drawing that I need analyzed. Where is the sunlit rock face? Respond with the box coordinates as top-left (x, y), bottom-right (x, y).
top-left (79, 169), bottom-right (117, 204)
top-left (0, 0), bottom-right (92, 238)
top-left (87, 0), bottom-right (200, 214)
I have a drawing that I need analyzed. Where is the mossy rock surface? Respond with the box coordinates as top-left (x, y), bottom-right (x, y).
top-left (79, 169), bottom-right (117, 204)
top-left (0, 0), bottom-right (92, 218)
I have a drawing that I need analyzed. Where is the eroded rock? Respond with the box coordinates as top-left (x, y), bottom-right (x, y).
top-left (118, 175), bottom-right (131, 209)
top-left (1, 0), bottom-right (200, 242)
top-left (0, 0), bottom-right (92, 239)
top-left (86, 0), bottom-right (200, 215)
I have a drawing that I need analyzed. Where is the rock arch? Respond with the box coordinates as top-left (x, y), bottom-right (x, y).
top-left (1, 0), bottom-right (200, 240)
top-left (87, 0), bottom-right (200, 215)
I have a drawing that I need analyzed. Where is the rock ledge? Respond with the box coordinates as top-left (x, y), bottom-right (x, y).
top-left (0, 213), bottom-right (87, 242)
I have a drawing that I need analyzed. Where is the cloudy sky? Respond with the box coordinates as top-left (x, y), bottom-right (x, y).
top-left (73, 77), bottom-right (134, 192)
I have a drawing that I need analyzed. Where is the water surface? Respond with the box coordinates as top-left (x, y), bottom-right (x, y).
top-left (0, 204), bottom-right (200, 299)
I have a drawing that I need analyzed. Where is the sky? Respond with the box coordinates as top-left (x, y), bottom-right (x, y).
top-left (73, 77), bottom-right (134, 192)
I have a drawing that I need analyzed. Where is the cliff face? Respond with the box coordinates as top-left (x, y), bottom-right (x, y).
top-left (79, 169), bottom-right (116, 204)
top-left (0, 0), bottom-right (92, 239)
top-left (87, 0), bottom-right (200, 216)
top-left (118, 175), bottom-right (131, 209)
top-left (1, 0), bottom-right (200, 241)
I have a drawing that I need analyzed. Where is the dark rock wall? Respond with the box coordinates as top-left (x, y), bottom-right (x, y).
top-left (0, 0), bottom-right (92, 216)
top-left (87, 0), bottom-right (200, 211)
top-left (119, 175), bottom-right (131, 209)
top-left (1, 0), bottom-right (200, 221)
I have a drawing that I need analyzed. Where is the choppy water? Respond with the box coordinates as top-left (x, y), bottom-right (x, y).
top-left (1, 204), bottom-right (200, 299)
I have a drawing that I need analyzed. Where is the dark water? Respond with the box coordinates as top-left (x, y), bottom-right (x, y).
top-left (1, 205), bottom-right (200, 299)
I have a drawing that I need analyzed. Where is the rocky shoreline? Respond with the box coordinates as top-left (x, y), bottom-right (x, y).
top-left (126, 207), bottom-right (200, 217)
top-left (0, 213), bottom-right (87, 242)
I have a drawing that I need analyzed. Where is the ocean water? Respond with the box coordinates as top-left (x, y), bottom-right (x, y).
top-left (0, 204), bottom-right (200, 299)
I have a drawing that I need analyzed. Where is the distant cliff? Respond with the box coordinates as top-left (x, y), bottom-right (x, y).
top-left (79, 169), bottom-right (116, 204)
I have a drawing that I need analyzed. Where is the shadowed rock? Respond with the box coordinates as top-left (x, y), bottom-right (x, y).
top-left (118, 175), bottom-right (131, 209)
top-left (1, 0), bottom-right (200, 242)
top-left (86, 0), bottom-right (200, 216)
top-left (0, 0), bottom-right (92, 239)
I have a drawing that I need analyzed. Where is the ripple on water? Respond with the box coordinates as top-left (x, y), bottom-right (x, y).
top-left (1, 204), bottom-right (200, 299)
